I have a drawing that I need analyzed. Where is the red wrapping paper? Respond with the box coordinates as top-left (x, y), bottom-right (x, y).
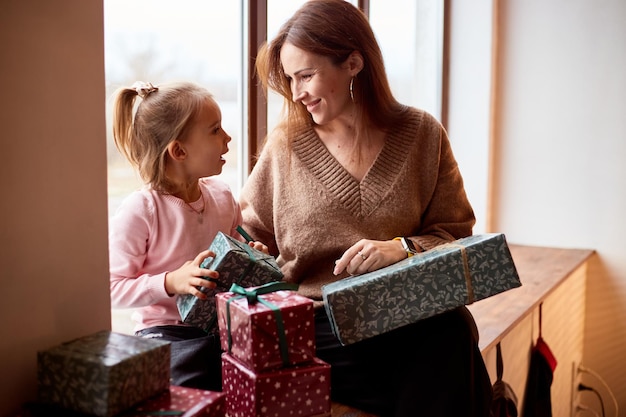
top-left (222, 353), bottom-right (331, 417)
top-left (120, 386), bottom-right (225, 417)
top-left (216, 289), bottom-right (316, 372)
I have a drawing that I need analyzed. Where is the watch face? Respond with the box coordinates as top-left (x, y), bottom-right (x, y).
top-left (402, 237), bottom-right (417, 253)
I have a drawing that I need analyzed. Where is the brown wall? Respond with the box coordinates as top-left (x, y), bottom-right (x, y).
top-left (491, 0), bottom-right (626, 412)
top-left (0, 1), bottom-right (111, 415)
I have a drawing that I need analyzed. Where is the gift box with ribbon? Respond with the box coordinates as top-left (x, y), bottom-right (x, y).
top-left (177, 231), bottom-right (283, 333)
top-left (322, 233), bottom-right (522, 345)
top-left (221, 353), bottom-right (331, 417)
top-left (119, 385), bottom-right (226, 417)
top-left (216, 282), bottom-right (316, 372)
top-left (37, 331), bottom-right (170, 417)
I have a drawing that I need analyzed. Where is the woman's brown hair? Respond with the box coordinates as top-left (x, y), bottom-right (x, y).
top-left (256, 0), bottom-right (407, 144)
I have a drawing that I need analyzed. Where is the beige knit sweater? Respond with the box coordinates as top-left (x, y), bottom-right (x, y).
top-left (239, 108), bottom-right (475, 301)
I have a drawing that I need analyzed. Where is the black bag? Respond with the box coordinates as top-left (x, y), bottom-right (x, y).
top-left (521, 337), bottom-right (557, 417)
top-left (521, 303), bottom-right (558, 417)
top-left (491, 342), bottom-right (519, 417)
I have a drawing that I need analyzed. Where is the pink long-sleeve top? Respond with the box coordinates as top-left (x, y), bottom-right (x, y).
top-left (109, 177), bottom-right (242, 332)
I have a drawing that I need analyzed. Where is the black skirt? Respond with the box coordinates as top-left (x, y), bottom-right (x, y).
top-left (315, 306), bottom-right (493, 417)
top-left (136, 325), bottom-right (222, 391)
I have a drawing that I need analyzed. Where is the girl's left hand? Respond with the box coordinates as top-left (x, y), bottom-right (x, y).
top-left (164, 249), bottom-right (218, 299)
top-left (333, 238), bottom-right (407, 276)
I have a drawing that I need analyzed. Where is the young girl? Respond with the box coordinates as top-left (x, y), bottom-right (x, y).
top-left (109, 81), bottom-right (266, 390)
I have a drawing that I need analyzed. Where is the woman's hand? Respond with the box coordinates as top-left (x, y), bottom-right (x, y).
top-left (333, 239), bottom-right (407, 276)
top-left (249, 240), bottom-right (269, 254)
top-left (164, 249), bottom-right (218, 299)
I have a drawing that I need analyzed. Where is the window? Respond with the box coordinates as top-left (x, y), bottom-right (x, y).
top-left (369, 0), bottom-right (444, 120)
top-left (105, 0), bottom-right (445, 334)
top-left (105, 1), bottom-right (444, 215)
top-left (262, 0), bottom-right (444, 144)
top-left (104, 0), bottom-right (243, 215)
top-left (105, 0), bottom-right (245, 334)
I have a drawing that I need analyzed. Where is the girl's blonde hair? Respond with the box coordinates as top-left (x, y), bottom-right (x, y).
top-left (112, 81), bottom-right (213, 193)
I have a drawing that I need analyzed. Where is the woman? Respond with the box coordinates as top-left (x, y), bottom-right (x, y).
top-left (239, 0), bottom-right (492, 415)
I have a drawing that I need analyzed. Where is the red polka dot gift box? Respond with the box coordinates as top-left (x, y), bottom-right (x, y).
top-left (216, 282), bottom-right (316, 373)
top-left (119, 385), bottom-right (226, 417)
top-left (222, 353), bottom-right (331, 417)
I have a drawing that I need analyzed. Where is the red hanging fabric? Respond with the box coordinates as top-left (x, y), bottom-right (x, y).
top-left (521, 303), bottom-right (558, 417)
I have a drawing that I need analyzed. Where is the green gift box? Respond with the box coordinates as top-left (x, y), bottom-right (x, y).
top-left (37, 330), bottom-right (170, 417)
top-left (177, 232), bottom-right (283, 333)
top-left (322, 233), bottom-right (521, 345)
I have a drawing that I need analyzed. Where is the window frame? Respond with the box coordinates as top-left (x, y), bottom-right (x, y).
top-left (244, 0), bottom-right (447, 175)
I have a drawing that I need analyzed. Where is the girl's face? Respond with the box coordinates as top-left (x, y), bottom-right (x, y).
top-left (181, 98), bottom-right (231, 179)
top-left (280, 42), bottom-right (354, 127)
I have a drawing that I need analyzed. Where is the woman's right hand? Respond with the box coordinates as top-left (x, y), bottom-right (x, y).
top-left (333, 238), bottom-right (407, 276)
top-left (164, 249), bottom-right (218, 299)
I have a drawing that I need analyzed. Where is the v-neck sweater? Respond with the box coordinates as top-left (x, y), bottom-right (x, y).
top-left (240, 107), bottom-right (475, 301)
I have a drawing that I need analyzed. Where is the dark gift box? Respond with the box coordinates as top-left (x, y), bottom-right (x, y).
top-left (37, 330), bottom-right (170, 417)
top-left (217, 282), bottom-right (315, 372)
top-left (120, 385), bottom-right (226, 417)
top-left (322, 233), bottom-right (521, 345)
top-left (177, 232), bottom-right (283, 333)
top-left (221, 353), bottom-right (331, 417)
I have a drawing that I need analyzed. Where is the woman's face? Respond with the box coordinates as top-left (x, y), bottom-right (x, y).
top-left (280, 42), bottom-right (354, 127)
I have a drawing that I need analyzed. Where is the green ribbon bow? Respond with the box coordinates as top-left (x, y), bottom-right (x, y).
top-left (226, 281), bottom-right (299, 367)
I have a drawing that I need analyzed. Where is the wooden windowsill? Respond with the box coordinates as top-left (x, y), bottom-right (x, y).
top-left (468, 243), bottom-right (594, 353)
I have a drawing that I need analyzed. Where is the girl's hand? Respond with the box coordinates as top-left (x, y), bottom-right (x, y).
top-left (249, 240), bottom-right (269, 254)
top-left (164, 249), bottom-right (218, 299)
top-left (333, 239), bottom-right (407, 276)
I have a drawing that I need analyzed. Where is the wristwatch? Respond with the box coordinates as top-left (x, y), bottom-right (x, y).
top-left (396, 237), bottom-right (418, 257)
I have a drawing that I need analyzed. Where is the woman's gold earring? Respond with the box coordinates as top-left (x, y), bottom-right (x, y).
top-left (349, 77), bottom-right (354, 102)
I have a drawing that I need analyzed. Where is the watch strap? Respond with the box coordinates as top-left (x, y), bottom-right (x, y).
top-left (394, 237), bottom-right (418, 257)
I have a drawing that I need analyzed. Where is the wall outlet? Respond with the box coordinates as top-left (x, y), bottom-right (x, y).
top-left (570, 361), bottom-right (583, 417)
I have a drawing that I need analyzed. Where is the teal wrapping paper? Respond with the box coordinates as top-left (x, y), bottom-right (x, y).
top-left (177, 232), bottom-right (283, 333)
top-left (37, 331), bottom-right (170, 417)
top-left (322, 233), bottom-right (521, 345)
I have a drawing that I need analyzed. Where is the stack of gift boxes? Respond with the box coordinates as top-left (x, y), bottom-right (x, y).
top-left (216, 282), bottom-right (331, 417)
top-left (174, 231), bottom-right (331, 416)
top-left (34, 229), bottom-right (331, 417)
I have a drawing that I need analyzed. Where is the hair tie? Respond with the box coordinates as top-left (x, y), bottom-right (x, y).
top-left (132, 81), bottom-right (158, 99)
